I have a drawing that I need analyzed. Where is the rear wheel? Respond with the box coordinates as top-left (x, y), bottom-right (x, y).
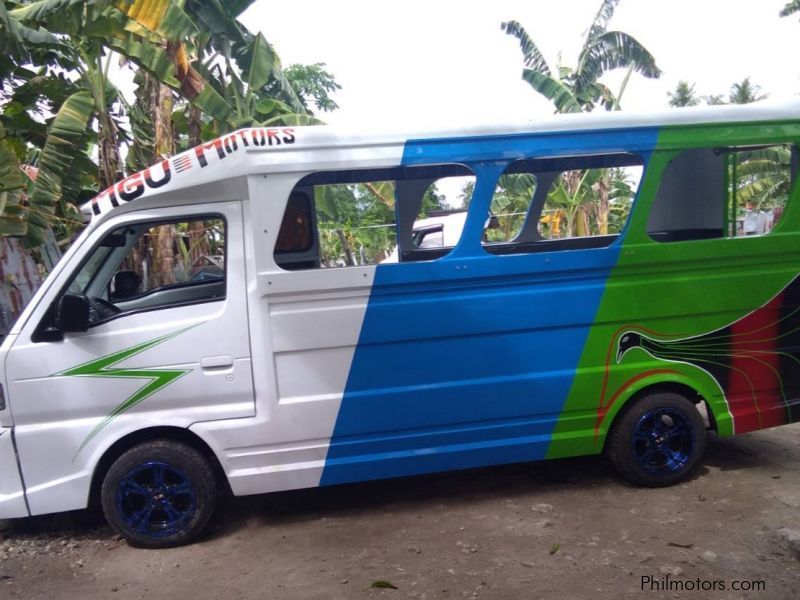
top-left (101, 440), bottom-right (217, 548)
top-left (606, 392), bottom-right (706, 487)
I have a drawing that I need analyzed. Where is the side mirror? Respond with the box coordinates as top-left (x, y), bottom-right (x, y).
top-left (57, 294), bottom-right (89, 333)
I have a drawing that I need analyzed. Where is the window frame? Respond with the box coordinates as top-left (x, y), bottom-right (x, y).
top-left (272, 163), bottom-right (477, 270)
top-left (645, 143), bottom-right (799, 245)
top-left (33, 212), bottom-right (227, 341)
top-left (480, 152), bottom-right (646, 257)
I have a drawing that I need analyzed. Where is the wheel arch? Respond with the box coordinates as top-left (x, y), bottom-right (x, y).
top-left (87, 426), bottom-right (230, 509)
top-left (598, 373), bottom-right (730, 449)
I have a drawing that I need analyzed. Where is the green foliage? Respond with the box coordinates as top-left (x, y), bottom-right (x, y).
top-left (728, 77), bottom-right (767, 105)
top-left (500, 20), bottom-right (552, 75)
top-left (315, 183), bottom-right (396, 267)
top-left (26, 90), bottom-right (93, 246)
top-left (502, 0), bottom-right (660, 114)
top-left (541, 166), bottom-right (637, 238)
top-left (124, 70), bottom-right (157, 171)
top-left (667, 80), bottom-right (700, 107)
top-left (282, 63), bottom-right (341, 114)
top-left (780, 0), bottom-right (800, 18)
top-left (574, 30), bottom-right (660, 93)
top-left (734, 146), bottom-right (793, 209)
top-left (696, 77), bottom-right (768, 107)
top-left (1, 0), bottom-right (339, 248)
top-left (520, 69), bottom-right (582, 113)
top-left (419, 182), bottom-right (448, 216)
top-left (0, 123), bottom-right (28, 236)
top-left (486, 174), bottom-right (535, 242)
top-left (502, 1), bottom-right (652, 237)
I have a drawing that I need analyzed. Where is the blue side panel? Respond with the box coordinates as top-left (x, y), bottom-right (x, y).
top-left (320, 126), bottom-right (659, 485)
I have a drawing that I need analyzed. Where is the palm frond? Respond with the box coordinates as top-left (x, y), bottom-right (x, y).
top-left (521, 69), bottom-right (582, 113)
top-left (264, 68), bottom-right (307, 115)
top-left (260, 113), bottom-right (323, 126)
top-left (738, 176), bottom-right (790, 206)
top-left (575, 31), bottom-right (660, 93)
top-left (184, 0), bottom-right (252, 47)
top-left (501, 20), bottom-right (552, 76)
top-left (8, 0), bottom-right (89, 23)
top-left (26, 90), bottom-right (93, 246)
top-left (120, 0), bottom-right (200, 41)
top-left (0, 132), bottom-right (28, 236)
top-left (780, 0), bottom-right (800, 17)
top-left (498, 173), bottom-right (536, 196)
top-left (584, 0), bottom-right (620, 45)
top-left (1, 4), bottom-right (45, 58)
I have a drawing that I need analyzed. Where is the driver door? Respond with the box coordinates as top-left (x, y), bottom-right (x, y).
top-left (5, 201), bottom-right (254, 515)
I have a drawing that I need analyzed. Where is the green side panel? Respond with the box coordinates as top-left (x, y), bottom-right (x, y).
top-left (547, 120), bottom-right (800, 459)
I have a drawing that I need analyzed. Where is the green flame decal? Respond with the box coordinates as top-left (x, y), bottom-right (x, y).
top-left (54, 325), bottom-right (200, 458)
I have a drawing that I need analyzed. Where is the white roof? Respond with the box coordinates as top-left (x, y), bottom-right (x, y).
top-left (81, 99), bottom-right (800, 223)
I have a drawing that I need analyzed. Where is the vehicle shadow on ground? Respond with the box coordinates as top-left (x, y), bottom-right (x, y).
top-left (703, 429), bottom-right (797, 472)
top-left (219, 454), bottom-right (610, 528)
top-left (209, 431), bottom-right (784, 540)
top-left (0, 430), bottom-right (788, 544)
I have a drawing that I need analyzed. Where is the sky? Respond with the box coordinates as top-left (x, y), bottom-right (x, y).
top-left (238, 0), bottom-right (800, 128)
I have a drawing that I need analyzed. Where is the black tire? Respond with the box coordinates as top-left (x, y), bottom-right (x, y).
top-left (606, 392), bottom-right (706, 487)
top-left (101, 440), bottom-right (217, 548)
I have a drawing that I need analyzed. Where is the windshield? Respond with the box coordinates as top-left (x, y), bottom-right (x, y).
top-left (68, 244), bottom-right (116, 295)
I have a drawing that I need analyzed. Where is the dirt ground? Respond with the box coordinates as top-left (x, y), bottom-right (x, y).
top-left (1, 425), bottom-right (799, 600)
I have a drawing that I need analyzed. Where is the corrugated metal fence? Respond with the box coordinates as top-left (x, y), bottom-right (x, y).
top-left (0, 237), bottom-right (43, 336)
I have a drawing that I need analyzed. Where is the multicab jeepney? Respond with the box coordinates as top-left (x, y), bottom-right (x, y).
top-left (1, 101), bottom-right (799, 547)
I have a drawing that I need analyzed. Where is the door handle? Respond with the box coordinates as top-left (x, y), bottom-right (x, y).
top-left (200, 355), bottom-right (234, 369)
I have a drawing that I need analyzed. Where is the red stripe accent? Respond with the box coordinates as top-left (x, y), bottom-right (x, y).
top-left (726, 292), bottom-right (787, 433)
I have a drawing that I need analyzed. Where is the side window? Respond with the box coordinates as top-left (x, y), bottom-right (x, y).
top-left (316, 180), bottom-right (397, 268)
top-left (483, 154), bottom-right (643, 255)
top-left (412, 176), bottom-right (476, 250)
top-left (648, 144), bottom-right (798, 242)
top-left (114, 218), bottom-right (225, 292)
top-left (60, 216), bottom-right (225, 326)
top-left (273, 165), bottom-right (475, 270)
top-left (484, 173), bottom-right (536, 243)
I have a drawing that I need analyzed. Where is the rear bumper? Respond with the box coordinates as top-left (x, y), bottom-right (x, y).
top-left (0, 428), bottom-right (28, 519)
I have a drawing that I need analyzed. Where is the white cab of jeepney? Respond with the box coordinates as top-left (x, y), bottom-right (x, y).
top-left (0, 127), bottom-right (313, 547)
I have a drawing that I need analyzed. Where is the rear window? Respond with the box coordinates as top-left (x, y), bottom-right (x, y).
top-left (648, 144), bottom-right (799, 242)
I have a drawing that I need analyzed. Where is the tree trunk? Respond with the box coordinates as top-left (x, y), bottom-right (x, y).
top-left (149, 80), bottom-right (177, 286)
top-left (149, 226), bottom-right (176, 287)
top-left (594, 176), bottom-right (610, 236)
top-left (97, 109), bottom-right (122, 189)
top-left (188, 105), bottom-right (202, 147)
top-left (336, 229), bottom-right (355, 266)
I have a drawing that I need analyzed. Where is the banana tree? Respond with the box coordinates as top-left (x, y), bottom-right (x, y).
top-left (7, 1), bottom-right (149, 244)
top-left (488, 174), bottom-right (537, 242)
top-left (734, 146), bottom-right (793, 209)
top-left (501, 0), bottom-right (661, 113)
top-left (0, 124), bottom-right (27, 237)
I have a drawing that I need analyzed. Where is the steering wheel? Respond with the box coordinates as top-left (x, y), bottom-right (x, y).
top-left (90, 297), bottom-right (121, 319)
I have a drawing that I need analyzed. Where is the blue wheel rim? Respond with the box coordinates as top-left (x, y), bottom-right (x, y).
top-left (632, 408), bottom-right (695, 476)
top-left (115, 461), bottom-right (197, 538)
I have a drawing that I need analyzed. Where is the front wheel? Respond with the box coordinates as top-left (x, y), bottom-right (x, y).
top-left (101, 440), bottom-right (218, 548)
top-left (606, 392), bottom-right (707, 487)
